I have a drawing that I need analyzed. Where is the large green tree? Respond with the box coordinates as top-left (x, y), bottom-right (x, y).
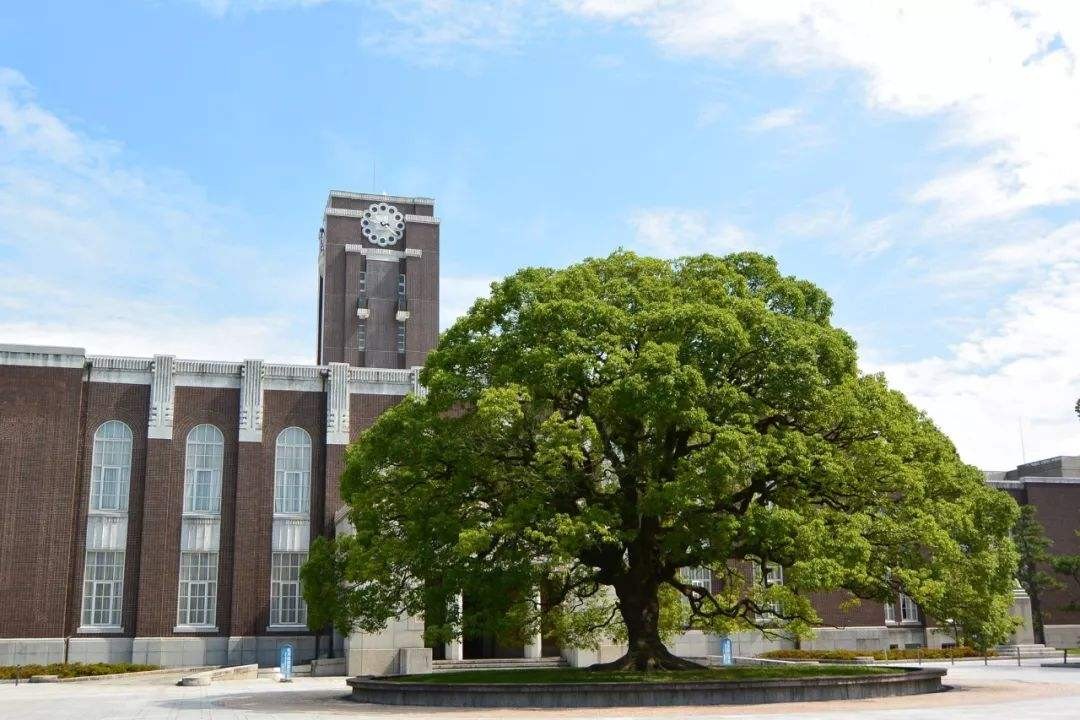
top-left (316, 251), bottom-right (1019, 670)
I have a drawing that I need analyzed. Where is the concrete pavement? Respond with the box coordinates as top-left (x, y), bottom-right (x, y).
top-left (2, 660), bottom-right (1079, 719)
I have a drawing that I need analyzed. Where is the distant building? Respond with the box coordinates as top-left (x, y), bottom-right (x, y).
top-left (985, 456), bottom-right (1080, 649)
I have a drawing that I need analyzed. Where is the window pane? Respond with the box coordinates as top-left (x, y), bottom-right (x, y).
top-left (177, 552), bottom-right (218, 626)
top-left (81, 550), bottom-right (125, 627)
top-left (90, 421), bottom-right (132, 512)
top-left (270, 552), bottom-right (308, 625)
top-left (184, 425), bottom-right (223, 514)
top-left (274, 428), bottom-right (311, 515)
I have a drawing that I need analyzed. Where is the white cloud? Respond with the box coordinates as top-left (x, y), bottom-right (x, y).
top-left (192, 0), bottom-right (329, 16)
top-left (0, 68), bottom-right (311, 361)
top-left (870, 257), bottom-right (1080, 468)
top-left (565, 1), bottom-right (1080, 224)
top-left (629, 208), bottom-right (752, 258)
top-left (748, 106), bottom-right (803, 132)
top-left (360, 1), bottom-right (552, 65)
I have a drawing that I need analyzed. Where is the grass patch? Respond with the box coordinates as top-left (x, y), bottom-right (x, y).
top-left (760, 647), bottom-right (992, 662)
top-left (390, 665), bottom-right (901, 684)
top-left (0, 662), bottom-right (159, 680)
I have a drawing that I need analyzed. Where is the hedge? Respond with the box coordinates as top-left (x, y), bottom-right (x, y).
top-left (760, 646), bottom-right (994, 661)
top-left (0, 662), bottom-right (158, 680)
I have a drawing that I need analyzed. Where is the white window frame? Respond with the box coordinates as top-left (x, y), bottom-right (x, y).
top-left (270, 551), bottom-right (308, 627)
top-left (90, 420), bottom-right (133, 511)
top-left (274, 427), bottom-right (312, 515)
top-left (397, 272), bottom-right (406, 304)
top-left (357, 320), bottom-right (366, 351)
top-left (396, 320), bottom-right (406, 353)
top-left (183, 424), bottom-right (223, 514)
top-left (900, 593), bottom-right (919, 624)
top-left (81, 550), bottom-right (125, 628)
top-left (176, 551), bottom-right (219, 628)
top-left (680, 567), bottom-right (712, 590)
top-left (884, 600), bottom-right (897, 624)
top-left (358, 270), bottom-right (367, 296)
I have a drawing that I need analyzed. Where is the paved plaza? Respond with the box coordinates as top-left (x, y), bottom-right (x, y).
top-left (2, 660), bottom-right (1080, 720)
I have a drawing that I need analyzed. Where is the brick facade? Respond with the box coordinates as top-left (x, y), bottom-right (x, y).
top-left (0, 363), bottom-right (85, 638)
top-left (0, 192), bottom-right (443, 663)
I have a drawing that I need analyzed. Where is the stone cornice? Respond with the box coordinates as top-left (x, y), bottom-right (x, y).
top-left (328, 190), bottom-right (434, 206)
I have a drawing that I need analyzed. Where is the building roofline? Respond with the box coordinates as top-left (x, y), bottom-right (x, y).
top-left (327, 190), bottom-right (435, 206)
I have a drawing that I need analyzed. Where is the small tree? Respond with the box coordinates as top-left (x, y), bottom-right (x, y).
top-left (301, 535), bottom-right (363, 656)
top-left (1052, 531), bottom-right (1080, 612)
top-left (316, 251), bottom-right (1020, 670)
top-left (1012, 506), bottom-right (1060, 645)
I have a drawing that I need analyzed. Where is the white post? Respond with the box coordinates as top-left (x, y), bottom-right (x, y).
top-left (444, 593), bottom-right (464, 661)
top-left (524, 586), bottom-right (543, 659)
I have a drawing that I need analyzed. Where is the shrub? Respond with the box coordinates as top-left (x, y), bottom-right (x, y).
top-left (0, 662), bottom-right (158, 680)
top-left (760, 646), bottom-right (994, 662)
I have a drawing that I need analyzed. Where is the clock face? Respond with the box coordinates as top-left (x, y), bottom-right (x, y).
top-left (361, 203), bottom-right (405, 247)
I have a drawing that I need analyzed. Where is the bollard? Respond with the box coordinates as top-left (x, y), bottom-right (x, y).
top-left (984, 652), bottom-right (988, 666)
top-left (1016, 646), bottom-right (1021, 667)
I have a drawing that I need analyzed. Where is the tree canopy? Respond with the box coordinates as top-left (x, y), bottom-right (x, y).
top-left (310, 251), bottom-right (1019, 670)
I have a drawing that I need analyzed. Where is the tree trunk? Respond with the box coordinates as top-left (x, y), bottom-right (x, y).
top-left (590, 582), bottom-right (704, 671)
top-left (1030, 589), bottom-right (1046, 646)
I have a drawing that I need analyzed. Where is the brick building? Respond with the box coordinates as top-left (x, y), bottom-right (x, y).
top-left (0, 190), bottom-right (1067, 672)
top-left (0, 191), bottom-right (440, 668)
top-left (986, 456), bottom-right (1080, 650)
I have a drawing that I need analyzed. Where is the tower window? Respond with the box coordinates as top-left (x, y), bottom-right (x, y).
top-left (397, 273), bottom-right (406, 305)
top-left (358, 271), bottom-right (366, 295)
top-left (358, 320), bottom-right (366, 351)
top-left (396, 321), bottom-right (406, 353)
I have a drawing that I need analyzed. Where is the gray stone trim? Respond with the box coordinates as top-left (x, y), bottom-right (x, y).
top-left (148, 355), bottom-right (176, 440)
top-left (88, 355), bottom-right (153, 385)
top-left (0, 343), bottom-right (85, 368)
top-left (404, 214), bottom-right (440, 225)
top-left (329, 190), bottom-right (434, 206)
top-left (239, 359), bottom-right (264, 443)
top-left (347, 668), bottom-right (947, 707)
top-left (344, 244), bottom-right (420, 261)
top-left (1, 345), bottom-right (421, 403)
top-left (989, 476), bottom-right (1080, 487)
top-left (326, 362), bottom-right (350, 445)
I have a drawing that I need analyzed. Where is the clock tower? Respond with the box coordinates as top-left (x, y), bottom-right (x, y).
top-left (317, 191), bottom-right (440, 369)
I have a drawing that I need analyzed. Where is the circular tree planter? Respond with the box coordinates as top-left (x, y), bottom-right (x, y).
top-left (347, 667), bottom-right (947, 708)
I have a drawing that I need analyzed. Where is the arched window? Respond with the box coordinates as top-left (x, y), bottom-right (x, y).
top-left (81, 420), bottom-right (133, 628)
top-left (270, 426), bottom-right (312, 627)
top-left (177, 424), bottom-right (223, 629)
top-left (90, 420), bottom-right (133, 511)
top-left (274, 427), bottom-right (312, 515)
top-left (183, 424), bottom-right (223, 513)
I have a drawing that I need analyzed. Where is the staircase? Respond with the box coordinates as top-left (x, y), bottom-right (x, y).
top-left (432, 657), bottom-right (569, 672)
top-left (995, 643), bottom-right (1060, 659)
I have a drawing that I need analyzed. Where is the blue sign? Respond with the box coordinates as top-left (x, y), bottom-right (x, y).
top-left (279, 643), bottom-right (294, 682)
top-left (720, 637), bottom-right (733, 666)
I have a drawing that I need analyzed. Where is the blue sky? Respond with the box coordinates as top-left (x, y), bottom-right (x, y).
top-left (1, 0), bottom-right (1078, 468)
